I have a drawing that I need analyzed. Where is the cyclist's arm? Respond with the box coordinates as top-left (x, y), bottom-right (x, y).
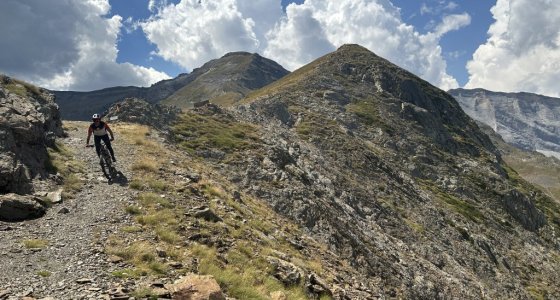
top-left (105, 124), bottom-right (115, 140)
top-left (86, 126), bottom-right (93, 145)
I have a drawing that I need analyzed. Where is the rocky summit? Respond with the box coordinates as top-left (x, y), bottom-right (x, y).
top-left (174, 44), bottom-right (560, 298)
top-left (450, 88), bottom-right (560, 159)
top-left (162, 51), bottom-right (289, 109)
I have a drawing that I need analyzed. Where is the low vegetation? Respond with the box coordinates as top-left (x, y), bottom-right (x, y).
top-left (46, 141), bottom-right (85, 198)
top-left (37, 270), bottom-right (51, 277)
top-left (22, 239), bottom-right (49, 249)
top-left (3, 77), bottom-right (42, 98)
top-left (172, 112), bottom-right (260, 156)
top-left (420, 180), bottom-right (485, 224)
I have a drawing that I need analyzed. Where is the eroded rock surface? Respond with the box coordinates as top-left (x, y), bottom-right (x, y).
top-left (0, 75), bottom-right (63, 195)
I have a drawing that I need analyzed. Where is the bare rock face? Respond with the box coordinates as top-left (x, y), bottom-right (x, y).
top-left (0, 193), bottom-right (47, 221)
top-left (502, 189), bottom-right (546, 231)
top-left (0, 75), bottom-right (63, 194)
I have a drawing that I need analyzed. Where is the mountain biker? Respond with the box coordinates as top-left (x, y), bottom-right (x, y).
top-left (86, 114), bottom-right (116, 162)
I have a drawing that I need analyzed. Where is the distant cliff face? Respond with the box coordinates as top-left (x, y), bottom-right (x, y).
top-left (450, 88), bottom-right (560, 159)
top-left (0, 75), bottom-right (63, 194)
top-left (173, 45), bottom-right (560, 298)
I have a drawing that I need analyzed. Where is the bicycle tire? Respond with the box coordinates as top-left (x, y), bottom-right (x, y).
top-left (99, 144), bottom-right (114, 178)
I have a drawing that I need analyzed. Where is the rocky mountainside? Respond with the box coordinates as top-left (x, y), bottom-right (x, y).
top-left (173, 44), bottom-right (560, 298)
top-left (162, 52), bottom-right (289, 109)
top-left (54, 52), bottom-right (288, 120)
top-left (449, 88), bottom-right (560, 159)
top-left (0, 75), bottom-right (63, 196)
top-left (2, 45), bottom-right (560, 299)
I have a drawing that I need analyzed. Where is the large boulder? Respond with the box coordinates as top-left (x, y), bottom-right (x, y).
top-left (0, 193), bottom-right (47, 221)
top-left (166, 274), bottom-right (225, 300)
top-left (0, 75), bottom-right (63, 194)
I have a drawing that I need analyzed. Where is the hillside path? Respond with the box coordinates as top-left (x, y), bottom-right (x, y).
top-left (0, 122), bottom-right (139, 300)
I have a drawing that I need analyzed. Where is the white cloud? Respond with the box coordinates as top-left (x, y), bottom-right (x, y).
top-left (148, 0), bottom-right (170, 13)
top-left (421, 3), bottom-right (432, 16)
top-left (445, 1), bottom-right (458, 11)
top-left (434, 13), bottom-right (471, 37)
top-left (0, 0), bottom-right (467, 92)
top-left (421, 0), bottom-right (459, 16)
top-left (142, 0), bottom-right (461, 90)
top-left (141, 0), bottom-right (281, 70)
top-left (0, 0), bottom-right (169, 91)
top-left (265, 0), bottom-right (461, 90)
top-left (466, 0), bottom-right (560, 97)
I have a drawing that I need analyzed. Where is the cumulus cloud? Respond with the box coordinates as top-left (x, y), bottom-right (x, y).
top-left (143, 0), bottom-right (464, 90)
top-left (0, 0), bottom-right (169, 91)
top-left (265, 0), bottom-right (462, 90)
top-left (141, 0), bottom-right (282, 70)
top-left (434, 13), bottom-right (471, 37)
top-left (466, 0), bottom-right (560, 97)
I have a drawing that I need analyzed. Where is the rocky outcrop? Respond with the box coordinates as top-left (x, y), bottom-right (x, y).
top-left (449, 88), bottom-right (560, 159)
top-left (0, 193), bottom-right (47, 221)
top-left (502, 189), bottom-right (546, 231)
top-left (103, 97), bottom-right (180, 130)
top-left (0, 75), bottom-right (63, 194)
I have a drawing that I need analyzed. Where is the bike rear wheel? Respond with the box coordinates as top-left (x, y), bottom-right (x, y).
top-left (99, 146), bottom-right (114, 179)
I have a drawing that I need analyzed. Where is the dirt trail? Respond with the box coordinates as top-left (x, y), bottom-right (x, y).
top-left (0, 121), bottom-right (139, 299)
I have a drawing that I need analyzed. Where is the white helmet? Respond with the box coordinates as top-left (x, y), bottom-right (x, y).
top-left (92, 113), bottom-right (100, 120)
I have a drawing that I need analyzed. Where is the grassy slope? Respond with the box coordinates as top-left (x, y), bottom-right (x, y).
top-left (86, 121), bottom-right (341, 299)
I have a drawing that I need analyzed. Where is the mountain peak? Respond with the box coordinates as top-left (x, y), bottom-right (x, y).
top-left (222, 51), bottom-right (256, 58)
top-left (336, 43), bottom-right (373, 53)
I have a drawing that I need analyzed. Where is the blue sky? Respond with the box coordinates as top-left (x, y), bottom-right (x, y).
top-left (0, 0), bottom-right (559, 97)
top-left (111, 0), bottom-right (492, 87)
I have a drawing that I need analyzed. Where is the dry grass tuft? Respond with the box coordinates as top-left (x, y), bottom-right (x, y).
top-left (23, 239), bottom-right (49, 249)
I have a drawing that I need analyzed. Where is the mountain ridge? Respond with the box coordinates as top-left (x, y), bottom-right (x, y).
top-left (54, 51), bottom-right (288, 120)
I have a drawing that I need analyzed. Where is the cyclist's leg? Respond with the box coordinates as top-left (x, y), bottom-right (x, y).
top-left (102, 134), bottom-right (116, 161)
top-left (94, 135), bottom-right (102, 157)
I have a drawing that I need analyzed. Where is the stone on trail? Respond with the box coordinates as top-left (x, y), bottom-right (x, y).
top-left (0, 193), bottom-right (47, 221)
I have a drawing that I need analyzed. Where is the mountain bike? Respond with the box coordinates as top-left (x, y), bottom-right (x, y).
top-left (87, 142), bottom-right (118, 180)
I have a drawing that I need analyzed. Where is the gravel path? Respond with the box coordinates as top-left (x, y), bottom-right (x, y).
top-left (0, 122), bottom-right (139, 300)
